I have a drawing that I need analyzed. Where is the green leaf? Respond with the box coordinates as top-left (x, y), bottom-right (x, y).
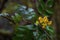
top-left (38, 34), bottom-right (47, 40)
top-left (39, 0), bottom-right (46, 9)
top-left (43, 11), bottom-right (50, 16)
top-left (15, 13), bottom-right (22, 22)
top-left (13, 25), bottom-right (36, 40)
top-left (38, 6), bottom-right (43, 14)
top-left (46, 26), bottom-right (54, 34)
top-left (24, 12), bottom-right (37, 22)
top-left (45, 26), bottom-right (55, 40)
top-left (11, 13), bottom-right (22, 23)
top-left (18, 7), bottom-right (38, 23)
top-left (47, 0), bottom-right (54, 8)
top-left (45, 9), bottom-right (53, 14)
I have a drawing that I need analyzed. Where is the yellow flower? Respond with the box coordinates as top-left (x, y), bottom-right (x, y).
top-left (39, 17), bottom-right (42, 20)
top-left (43, 16), bottom-right (49, 23)
top-left (36, 16), bottom-right (52, 29)
top-left (42, 23), bottom-right (47, 26)
top-left (42, 23), bottom-right (47, 28)
top-left (44, 19), bottom-right (49, 23)
top-left (42, 26), bottom-right (46, 29)
top-left (48, 21), bottom-right (52, 25)
top-left (35, 21), bottom-right (39, 25)
top-left (38, 17), bottom-right (43, 23)
top-left (43, 16), bottom-right (48, 20)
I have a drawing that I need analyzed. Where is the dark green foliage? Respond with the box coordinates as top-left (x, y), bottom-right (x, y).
top-left (37, 0), bottom-right (54, 16)
top-left (0, 0), bottom-right (55, 40)
top-left (13, 25), bottom-right (36, 40)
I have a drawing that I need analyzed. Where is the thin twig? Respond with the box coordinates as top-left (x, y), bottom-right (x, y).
top-left (2, 16), bottom-right (16, 24)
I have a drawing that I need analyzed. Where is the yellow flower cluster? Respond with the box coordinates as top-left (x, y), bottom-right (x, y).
top-left (35, 16), bottom-right (52, 29)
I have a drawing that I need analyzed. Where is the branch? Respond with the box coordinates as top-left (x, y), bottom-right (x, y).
top-left (2, 16), bottom-right (16, 24)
